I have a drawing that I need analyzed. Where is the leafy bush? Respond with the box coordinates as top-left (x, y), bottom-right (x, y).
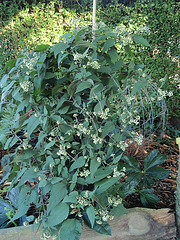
top-left (0, 24), bottom-right (171, 238)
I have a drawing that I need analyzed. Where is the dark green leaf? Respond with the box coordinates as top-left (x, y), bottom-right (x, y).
top-left (111, 60), bottom-right (124, 72)
top-left (75, 81), bottom-right (92, 94)
top-left (110, 203), bottom-right (127, 215)
top-left (144, 149), bottom-right (159, 170)
top-left (60, 219), bottom-right (82, 240)
top-left (102, 38), bottom-right (115, 53)
top-left (131, 80), bottom-right (147, 96)
top-left (102, 121), bottom-right (115, 137)
top-left (86, 205), bottom-right (95, 228)
top-left (90, 158), bottom-right (101, 177)
top-left (46, 202), bottom-right (69, 227)
top-left (69, 156), bottom-right (85, 172)
top-left (125, 172), bottom-right (142, 189)
top-left (34, 44), bottom-right (50, 52)
top-left (52, 42), bottom-right (69, 58)
top-left (133, 34), bottom-right (151, 47)
top-left (147, 166), bottom-right (171, 179)
top-left (122, 155), bottom-right (140, 170)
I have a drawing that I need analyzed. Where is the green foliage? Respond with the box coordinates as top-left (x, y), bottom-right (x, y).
top-left (0, 24), bottom-right (169, 238)
top-left (0, 0), bottom-right (92, 78)
top-left (119, 149), bottom-right (171, 206)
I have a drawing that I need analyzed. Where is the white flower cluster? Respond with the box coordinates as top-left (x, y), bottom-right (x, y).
top-left (57, 145), bottom-right (66, 157)
top-left (108, 194), bottom-right (122, 207)
top-left (91, 134), bottom-right (103, 144)
top-left (96, 209), bottom-right (114, 223)
top-left (87, 61), bottom-right (101, 69)
top-left (113, 166), bottom-right (126, 178)
top-left (74, 123), bottom-right (91, 135)
top-left (114, 25), bottom-right (127, 35)
top-left (21, 52), bottom-right (39, 71)
top-left (20, 81), bottom-right (33, 92)
top-left (94, 21), bottom-right (106, 30)
top-left (157, 88), bottom-right (173, 100)
top-left (134, 26), bottom-right (151, 35)
top-left (18, 139), bottom-right (32, 150)
top-left (122, 36), bottom-right (132, 46)
top-left (116, 141), bottom-right (128, 151)
top-left (131, 131), bottom-right (143, 145)
top-left (73, 53), bottom-right (83, 64)
top-left (79, 169), bottom-right (90, 177)
top-left (93, 108), bottom-right (110, 120)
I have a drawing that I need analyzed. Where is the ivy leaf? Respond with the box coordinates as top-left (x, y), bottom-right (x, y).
top-left (60, 218), bottom-right (82, 240)
top-left (69, 156), bottom-right (85, 172)
top-left (46, 203), bottom-right (69, 227)
top-left (133, 34), bottom-right (151, 47)
top-left (86, 205), bottom-right (95, 228)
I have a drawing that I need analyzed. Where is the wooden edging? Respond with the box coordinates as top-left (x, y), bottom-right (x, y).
top-left (0, 208), bottom-right (176, 240)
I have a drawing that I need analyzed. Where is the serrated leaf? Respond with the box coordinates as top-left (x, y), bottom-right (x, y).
top-left (83, 212), bottom-right (111, 236)
top-left (111, 60), bottom-right (124, 71)
top-left (131, 80), bottom-right (147, 96)
top-left (90, 158), bottom-right (101, 177)
top-left (107, 48), bottom-right (118, 64)
top-left (52, 42), bottom-right (69, 58)
top-left (147, 166), bottom-right (171, 179)
top-left (145, 151), bottom-right (167, 171)
top-left (44, 140), bottom-right (56, 151)
top-left (94, 98), bottom-right (106, 113)
top-left (133, 34), bottom-right (151, 47)
top-left (86, 205), bottom-right (95, 228)
top-left (110, 203), bottom-right (127, 215)
top-left (95, 176), bottom-right (121, 195)
top-left (125, 172), bottom-right (142, 189)
top-left (102, 121), bottom-right (115, 137)
top-left (47, 182), bottom-right (68, 214)
top-left (46, 202), bottom-right (69, 227)
top-left (75, 81), bottom-right (92, 94)
top-left (102, 38), bottom-right (115, 53)
top-left (63, 191), bottom-right (78, 203)
top-left (122, 155), bottom-right (141, 170)
top-left (69, 156), bottom-right (85, 172)
top-left (144, 149), bottom-right (159, 170)
top-left (60, 218), bottom-right (82, 240)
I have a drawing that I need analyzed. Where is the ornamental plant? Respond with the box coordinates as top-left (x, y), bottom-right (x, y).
top-left (0, 24), bottom-right (171, 239)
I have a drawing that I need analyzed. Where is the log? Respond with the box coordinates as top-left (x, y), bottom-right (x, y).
top-left (0, 208), bottom-right (176, 240)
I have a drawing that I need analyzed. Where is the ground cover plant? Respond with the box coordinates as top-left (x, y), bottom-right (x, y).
top-left (0, 23), bottom-right (172, 239)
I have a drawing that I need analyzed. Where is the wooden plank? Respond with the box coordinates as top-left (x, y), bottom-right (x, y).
top-left (0, 208), bottom-right (176, 240)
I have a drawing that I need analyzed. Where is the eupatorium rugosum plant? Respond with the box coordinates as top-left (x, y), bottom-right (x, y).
top-left (0, 25), bottom-right (172, 239)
